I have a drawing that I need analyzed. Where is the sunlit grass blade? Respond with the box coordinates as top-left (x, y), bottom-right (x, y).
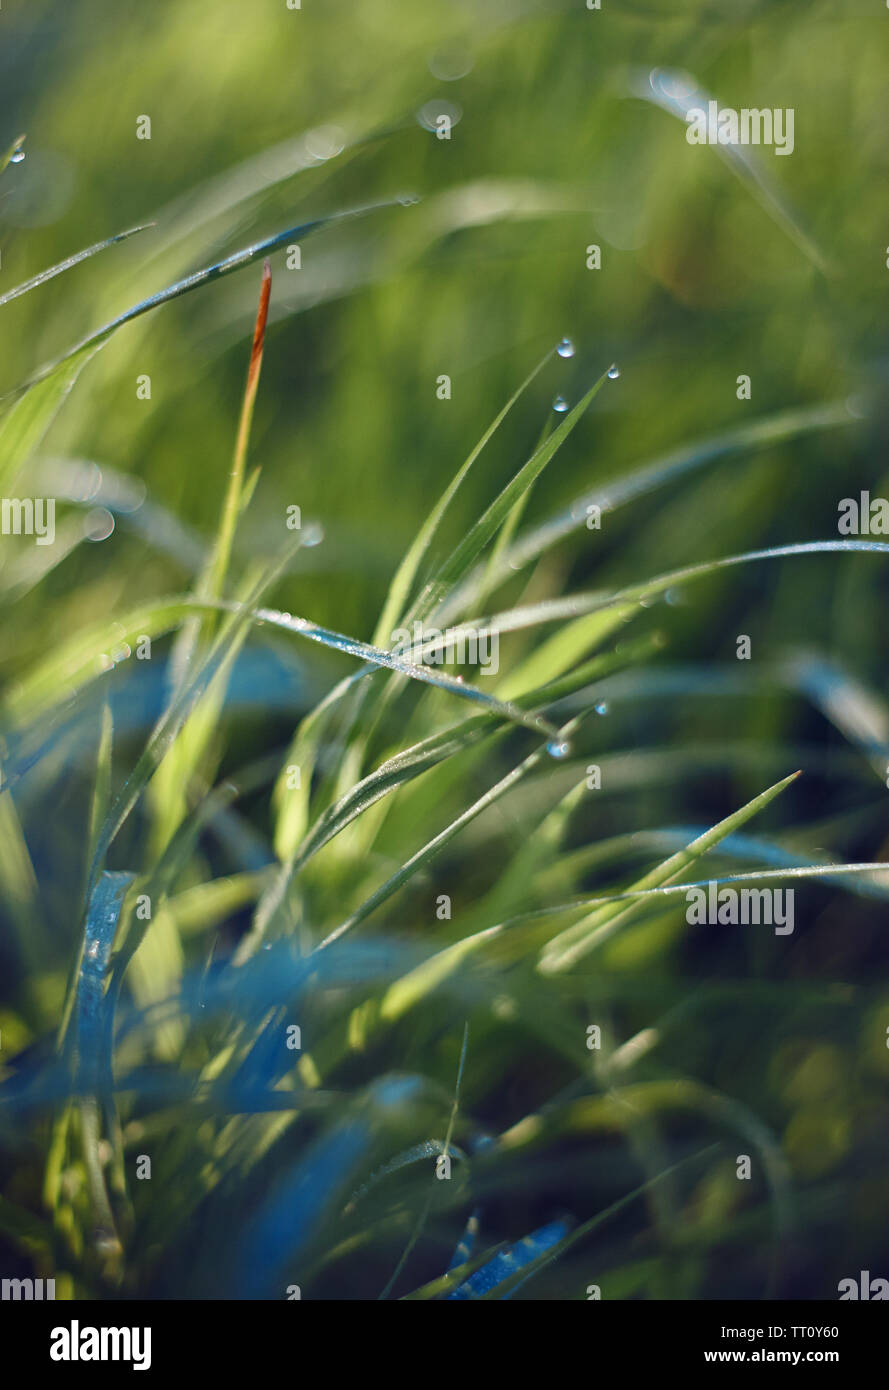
top-left (406, 366), bottom-right (613, 628)
top-left (245, 605), bottom-right (561, 738)
top-left (319, 713), bottom-right (585, 948)
top-left (8, 199), bottom-right (406, 400)
top-left (477, 401), bottom-right (854, 601)
top-left (254, 637), bottom-right (653, 962)
top-left (150, 260), bottom-right (274, 852)
top-left (201, 258), bottom-right (272, 603)
top-left (450, 540), bottom-right (889, 654)
top-left (327, 364), bottom-right (612, 802)
top-left (0, 201), bottom-right (405, 495)
top-left (538, 771), bottom-right (800, 973)
top-left (86, 701), bottom-right (114, 886)
top-left (0, 223), bottom-right (154, 309)
top-left (371, 348), bottom-right (554, 646)
top-left (2, 592), bottom-right (561, 754)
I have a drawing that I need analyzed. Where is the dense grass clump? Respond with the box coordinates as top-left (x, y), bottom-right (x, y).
top-left (2, 0), bottom-right (889, 1301)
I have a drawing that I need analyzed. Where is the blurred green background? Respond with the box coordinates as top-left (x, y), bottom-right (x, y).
top-left (3, 0), bottom-right (889, 1300)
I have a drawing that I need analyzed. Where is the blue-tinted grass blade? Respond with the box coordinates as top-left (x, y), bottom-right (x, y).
top-left (71, 871), bottom-right (135, 1090)
top-left (67, 870), bottom-right (134, 1265)
top-left (234, 1121), bottom-right (370, 1298)
top-left (447, 1210), bottom-right (482, 1274)
top-left (232, 1075), bottom-right (428, 1298)
top-left (448, 1218), bottom-right (571, 1299)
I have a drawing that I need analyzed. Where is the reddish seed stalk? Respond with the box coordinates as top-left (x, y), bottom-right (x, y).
top-left (204, 259), bottom-right (272, 601)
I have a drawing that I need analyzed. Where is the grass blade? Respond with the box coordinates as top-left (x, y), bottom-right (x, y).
top-left (538, 771), bottom-right (800, 972)
top-left (0, 224), bottom-right (154, 310)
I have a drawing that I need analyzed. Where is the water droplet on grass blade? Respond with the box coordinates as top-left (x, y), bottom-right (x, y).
top-left (417, 100), bottom-right (462, 132)
top-left (557, 337), bottom-right (575, 358)
top-left (547, 739), bottom-right (571, 759)
top-left (595, 701), bottom-right (609, 715)
top-left (304, 125), bottom-right (345, 161)
top-left (83, 507), bottom-right (115, 542)
top-left (607, 364), bottom-right (620, 379)
top-left (553, 394), bottom-right (569, 413)
top-left (10, 150), bottom-right (25, 164)
top-left (648, 68), bottom-right (700, 106)
top-left (427, 44), bottom-right (474, 81)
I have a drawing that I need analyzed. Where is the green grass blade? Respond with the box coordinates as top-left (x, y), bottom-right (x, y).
top-left (0, 201), bottom-right (404, 494)
top-left (0, 223), bottom-right (154, 309)
top-left (371, 348), bottom-right (553, 646)
top-left (538, 771), bottom-right (800, 973)
top-left (150, 260), bottom-right (275, 852)
top-left (406, 366), bottom-right (613, 627)
top-left (636, 68), bottom-right (830, 273)
top-left (0, 134), bottom-right (25, 176)
top-left (479, 402), bottom-right (854, 599)
top-left (477, 1143), bottom-right (722, 1299)
top-left (319, 714), bottom-right (585, 948)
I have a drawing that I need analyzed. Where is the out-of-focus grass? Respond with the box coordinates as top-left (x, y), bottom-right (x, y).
top-left (2, 0), bottom-right (889, 1300)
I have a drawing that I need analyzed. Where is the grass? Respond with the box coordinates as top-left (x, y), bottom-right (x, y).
top-left (2, 0), bottom-right (889, 1302)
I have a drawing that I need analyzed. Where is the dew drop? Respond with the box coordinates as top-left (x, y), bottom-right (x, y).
top-left (557, 337), bottom-right (575, 359)
top-left (83, 507), bottom-right (115, 542)
top-left (607, 364), bottom-right (620, 380)
top-left (304, 124), bottom-right (345, 162)
top-left (553, 394), bottom-right (569, 413)
top-left (427, 44), bottom-right (474, 82)
top-left (595, 701), bottom-right (609, 715)
top-left (648, 68), bottom-right (699, 107)
top-left (417, 99), bottom-right (462, 133)
top-left (10, 149), bottom-right (25, 165)
top-left (547, 739), bottom-right (572, 759)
